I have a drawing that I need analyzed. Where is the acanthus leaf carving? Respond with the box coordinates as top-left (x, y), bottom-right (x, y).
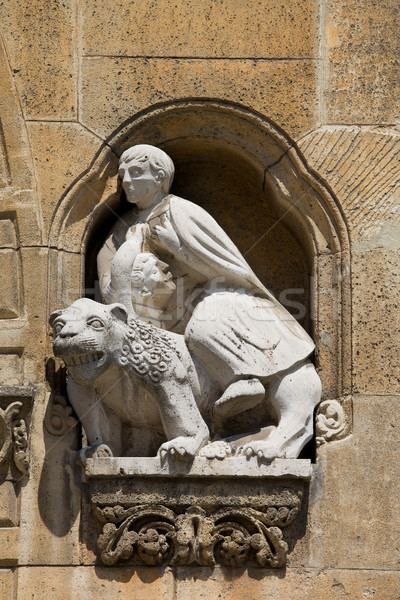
top-left (93, 499), bottom-right (299, 568)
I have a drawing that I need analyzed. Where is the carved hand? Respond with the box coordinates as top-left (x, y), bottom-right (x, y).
top-left (155, 219), bottom-right (181, 253)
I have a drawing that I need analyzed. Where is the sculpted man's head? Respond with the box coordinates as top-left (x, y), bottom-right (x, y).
top-left (119, 145), bottom-right (175, 206)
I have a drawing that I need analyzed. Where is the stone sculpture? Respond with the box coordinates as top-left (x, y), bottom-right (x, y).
top-left (52, 144), bottom-right (321, 461)
top-left (50, 298), bottom-right (209, 459)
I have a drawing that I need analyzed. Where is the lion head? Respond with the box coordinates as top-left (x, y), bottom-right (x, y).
top-left (50, 298), bottom-right (178, 387)
top-left (50, 298), bottom-right (129, 385)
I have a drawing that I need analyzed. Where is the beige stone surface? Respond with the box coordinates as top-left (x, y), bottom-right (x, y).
top-left (17, 566), bottom-right (175, 599)
top-left (308, 394), bottom-right (400, 570)
top-left (0, 482), bottom-right (18, 528)
top-left (298, 126), bottom-right (400, 239)
top-left (352, 249), bottom-right (400, 394)
top-left (17, 565), bottom-right (400, 599)
top-left (323, 0), bottom-right (400, 125)
top-left (0, 33), bottom-right (34, 192)
top-left (0, 528), bottom-right (19, 566)
top-left (175, 568), bottom-right (400, 600)
top-left (82, 0), bottom-right (318, 59)
top-left (81, 57), bottom-right (318, 139)
top-left (18, 389), bottom-right (81, 566)
top-left (26, 122), bottom-right (103, 241)
top-left (0, 0), bottom-right (76, 120)
top-left (18, 248), bottom-right (49, 385)
top-left (0, 250), bottom-right (21, 319)
top-left (0, 569), bottom-right (16, 600)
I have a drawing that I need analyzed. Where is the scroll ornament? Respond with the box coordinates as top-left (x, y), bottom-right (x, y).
top-left (94, 500), bottom-right (300, 568)
top-left (316, 399), bottom-right (347, 446)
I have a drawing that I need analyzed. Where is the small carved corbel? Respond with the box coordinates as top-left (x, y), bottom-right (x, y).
top-left (316, 397), bottom-right (350, 446)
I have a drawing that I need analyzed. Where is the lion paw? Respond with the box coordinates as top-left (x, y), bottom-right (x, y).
top-left (199, 441), bottom-right (234, 460)
top-left (238, 440), bottom-right (283, 461)
top-left (158, 436), bottom-right (204, 461)
top-left (78, 442), bottom-right (113, 465)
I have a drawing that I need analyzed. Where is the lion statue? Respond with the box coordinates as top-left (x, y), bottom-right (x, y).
top-left (50, 297), bottom-right (321, 461)
top-left (50, 298), bottom-right (213, 460)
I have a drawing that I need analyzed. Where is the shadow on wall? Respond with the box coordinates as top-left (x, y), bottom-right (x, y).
top-left (38, 358), bottom-right (81, 537)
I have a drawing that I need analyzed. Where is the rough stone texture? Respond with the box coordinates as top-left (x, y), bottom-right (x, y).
top-left (17, 566), bottom-right (176, 599)
top-left (81, 0), bottom-right (319, 59)
top-left (352, 249), bottom-right (400, 394)
top-left (323, 0), bottom-right (400, 125)
top-left (11, 566), bottom-right (400, 599)
top-left (26, 122), bottom-right (103, 240)
top-left (308, 395), bottom-right (400, 570)
top-left (86, 457), bottom-right (313, 479)
top-left (298, 127), bottom-right (400, 239)
top-left (0, 0), bottom-right (76, 120)
top-left (0, 569), bottom-right (16, 600)
top-left (81, 57), bottom-right (318, 140)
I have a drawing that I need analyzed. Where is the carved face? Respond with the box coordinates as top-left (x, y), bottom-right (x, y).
top-left (131, 253), bottom-right (175, 299)
top-left (50, 299), bottom-right (128, 385)
top-left (118, 157), bottom-right (164, 207)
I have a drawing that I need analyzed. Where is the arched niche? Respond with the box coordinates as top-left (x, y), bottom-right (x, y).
top-left (48, 100), bottom-right (351, 412)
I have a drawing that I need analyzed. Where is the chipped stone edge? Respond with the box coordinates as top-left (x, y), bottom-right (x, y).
top-left (85, 457), bottom-right (312, 480)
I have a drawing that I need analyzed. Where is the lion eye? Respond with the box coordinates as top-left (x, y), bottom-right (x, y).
top-left (87, 318), bottom-right (104, 329)
top-left (53, 321), bottom-right (65, 335)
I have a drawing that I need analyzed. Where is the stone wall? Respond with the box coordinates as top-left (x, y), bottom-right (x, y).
top-left (0, 1), bottom-right (399, 598)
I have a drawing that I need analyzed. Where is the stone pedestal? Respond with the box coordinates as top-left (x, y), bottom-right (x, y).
top-left (85, 457), bottom-right (311, 569)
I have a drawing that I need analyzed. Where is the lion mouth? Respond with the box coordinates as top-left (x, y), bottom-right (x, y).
top-left (63, 351), bottom-right (104, 367)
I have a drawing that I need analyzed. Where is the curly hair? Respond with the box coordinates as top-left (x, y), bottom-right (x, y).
top-left (117, 316), bottom-right (180, 384)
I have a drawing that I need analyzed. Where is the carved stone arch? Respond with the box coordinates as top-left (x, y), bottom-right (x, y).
top-left (49, 100), bottom-right (352, 441)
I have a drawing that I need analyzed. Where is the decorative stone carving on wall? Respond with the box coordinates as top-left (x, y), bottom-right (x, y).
top-left (50, 144), bottom-right (322, 463)
top-left (44, 394), bottom-right (77, 437)
top-left (316, 397), bottom-right (351, 446)
top-left (0, 387), bottom-right (32, 477)
top-left (86, 457), bottom-right (311, 568)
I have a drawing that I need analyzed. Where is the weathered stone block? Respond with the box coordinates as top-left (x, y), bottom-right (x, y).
top-left (323, 0), bottom-right (400, 124)
top-left (82, 0), bottom-right (319, 59)
top-left (0, 568), bottom-right (16, 600)
top-left (0, 0), bottom-right (76, 120)
top-left (352, 249), bottom-right (400, 394)
top-left (17, 565), bottom-right (175, 599)
top-left (27, 122), bottom-right (103, 242)
top-left (174, 567), bottom-right (400, 599)
top-left (81, 57), bottom-right (318, 139)
top-left (309, 394), bottom-right (400, 570)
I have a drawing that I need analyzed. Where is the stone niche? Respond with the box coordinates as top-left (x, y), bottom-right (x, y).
top-left (48, 100), bottom-right (352, 570)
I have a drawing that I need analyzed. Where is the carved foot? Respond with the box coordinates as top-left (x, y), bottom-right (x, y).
top-left (78, 442), bottom-right (113, 465)
top-left (158, 436), bottom-right (207, 461)
top-left (199, 440), bottom-right (234, 459)
top-left (239, 440), bottom-right (283, 461)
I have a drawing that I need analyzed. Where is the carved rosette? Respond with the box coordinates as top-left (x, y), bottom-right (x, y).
top-left (316, 398), bottom-right (350, 446)
top-left (93, 498), bottom-right (300, 568)
top-left (0, 401), bottom-right (29, 474)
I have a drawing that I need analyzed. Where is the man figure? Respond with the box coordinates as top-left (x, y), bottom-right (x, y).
top-left (97, 145), bottom-right (321, 459)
